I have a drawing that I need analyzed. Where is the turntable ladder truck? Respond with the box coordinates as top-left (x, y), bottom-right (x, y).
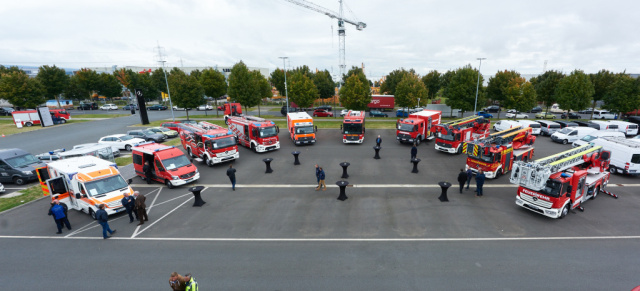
top-left (433, 115), bottom-right (491, 154)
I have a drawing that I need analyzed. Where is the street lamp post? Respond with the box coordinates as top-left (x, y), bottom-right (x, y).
top-left (279, 57), bottom-right (289, 115)
top-left (160, 60), bottom-right (175, 122)
top-left (474, 57), bottom-right (486, 114)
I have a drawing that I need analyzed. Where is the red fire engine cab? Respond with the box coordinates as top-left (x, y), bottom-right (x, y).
top-left (227, 115), bottom-right (280, 152)
top-left (177, 122), bottom-right (239, 166)
top-left (340, 110), bottom-right (365, 144)
top-left (510, 143), bottom-right (616, 219)
top-left (396, 110), bottom-right (441, 145)
top-left (463, 126), bottom-right (536, 179)
top-left (433, 115), bottom-right (490, 154)
top-left (222, 102), bottom-right (243, 124)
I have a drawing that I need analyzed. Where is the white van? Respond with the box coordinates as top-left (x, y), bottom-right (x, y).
top-left (493, 120), bottom-right (521, 132)
top-left (591, 137), bottom-right (640, 175)
top-left (607, 120), bottom-right (639, 136)
top-left (592, 110), bottom-right (616, 120)
top-left (572, 131), bottom-right (625, 148)
top-left (550, 127), bottom-right (597, 144)
top-left (536, 120), bottom-right (561, 136)
top-left (590, 120), bottom-right (619, 132)
top-left (517, 120), bottom-right (542, 135)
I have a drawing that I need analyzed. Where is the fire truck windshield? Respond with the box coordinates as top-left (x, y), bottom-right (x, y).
top-left (295, 126), bottom-right (314, 134)
top-left (343, 123), bottom-right (363, 134)
top-left (397, 123), bottom-right (415, 132)
top-left (437, 131), bottom-right (455, 141)
top-left (84, 175), bottom-right (128, 197)
top-left (470, 151), bottom-right (494, 163)
top-left (258, 126), bottom-right (278, 138)
top-left (539, 180), bottom-right (562, 198)
top-left (207, 136), bottom-right (237, 150)
top-left (162, 155), bottom-right (192, 171)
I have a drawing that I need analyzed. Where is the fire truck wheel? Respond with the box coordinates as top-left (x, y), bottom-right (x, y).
top-left (225, 118), bottom-right (229, 125)
top-left (416, 138), bottom-right (421, 146)
top-left (187, 148), bottom-right (192, 158)
top-left (252, 144), bottom-right (258, 153)
top-left (89, 209), bottom-right (97, 220)
top-left (496, 169), bottom-right (502, 178)
top-left (456, 145), bottom-right (462, 154)
top-left (562, 139), bottom-right (568, 145)
top-left (592, 186), bottom-right (599, 200)
top-left (165, 180), bottom-right (174, 189)
top-left (559, 204), bottom-right (570, 218)
top-left (13, 176), bottom-right (25, 185)
top-left (25, 122), bottom-right (33, 127)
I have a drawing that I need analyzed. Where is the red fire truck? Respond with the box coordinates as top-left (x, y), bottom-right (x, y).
top-left (396, 110), bottom-right (441, 145)
top-left (222, 103), bottom-right (243, 124)
top-left (463, 126), bottom-right (536, 179)
top-left (433, 116), bottom-right (491, 154)
top-left (340, 110), bottom-right (365, 143)
top-left (177, 122), bottom-right (239, 166)
top-left (510, 143), bottom-right (616, 219)
top-left (227, 115), bottom-right (280, 152)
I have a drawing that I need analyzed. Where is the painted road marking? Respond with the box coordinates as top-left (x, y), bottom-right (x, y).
top-left (132, 195), bottom-right (195, 238)
top-left (132, 188), bottom-right (162, 238)
top-left (130, 183), bottom-right (640, 188)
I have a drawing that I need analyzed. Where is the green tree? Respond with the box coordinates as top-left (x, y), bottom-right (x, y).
top-left (252, 70), bottom-right (272, 116)
top-left (65, 75), bottom-right (86, 101)
top-left (342, 66), bottom-right (370, 87)
top-left (200, 68), bottom-right (228, 117)
top-left (288, 71), bottom-right (319, 110)
top-left (0, 65), bottom-right (22, 77)
top-left (602, 74), bottom-right (640, 116)
top-left (313, 70), bottom-right (335, 100)
top-left (151, 67), bottom-right (170, 96)
top-left (502, 77), bottom-right (537, 119)
top-left (440, 70), bottom-right (455, 91)
top-left (269, 68), bottom-right (288, 97)
top-left (190, 69), bottom-right (202, 80)
top-left (486, 70), bottom-right (521, 118)
top-left (292, 65), bottom-right (313, 77)
top-left (421, 70), bottom-right (441, 101)
top-left (0, 71), bottom-right (45, 109)
top-left (36, 65), bottom-right (69, 108)
top-left (168, 73), bottom-right (204, 120)
top-left (589, 69), bottom-right (616, 119)
top-left (444, 65), bottom-right (484, 117)
top-left (98, 73), bottom-right (123, 99)
top-left (120, 69), bottom-right (159, 103)
top-left (228, 61), bottom-right (261, 111)
top-left (395, 74), bottom-right (428, 110)
top-left (531, 70), bottom-right (564, 112)
top-left (380, 68), bottom-right (413, 95)
top-left (74, 69), bottom-right (101, 100)
top-left (555, 70), bottom-right (594, 116)
top-left (339, 74), bottom-right (371, 110)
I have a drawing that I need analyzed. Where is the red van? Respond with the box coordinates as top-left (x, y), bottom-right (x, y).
top-left (132, 142), bottom-right (199, 188)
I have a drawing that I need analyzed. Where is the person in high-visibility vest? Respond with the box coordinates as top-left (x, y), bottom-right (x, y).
top-left (185, 274), bottom-right (198, 291)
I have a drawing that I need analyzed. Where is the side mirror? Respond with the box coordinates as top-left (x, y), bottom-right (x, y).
top-left (75, 193), bottom-right (81, 199)
top-left (276, 126), bottom-right (280, 133)
top-left (127, 179), bottom-right (133, 185)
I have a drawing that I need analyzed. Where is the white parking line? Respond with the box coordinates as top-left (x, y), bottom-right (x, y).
top-left (132, 183), bottom-right (640, 188)
top-left (132, 195), bottom-right (195, 238)
top-left (131, 188), bottom-right (162, 238)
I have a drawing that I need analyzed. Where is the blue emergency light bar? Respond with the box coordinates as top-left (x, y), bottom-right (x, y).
top-left (154, 146), bottom-right (175, 152)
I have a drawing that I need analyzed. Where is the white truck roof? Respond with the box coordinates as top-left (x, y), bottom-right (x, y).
top-left (409, 110), bottom-right (441, 117)
top-left (287, 112), bottom-right (312, 120)
top-left (48, 156), bottom-right (116, 175)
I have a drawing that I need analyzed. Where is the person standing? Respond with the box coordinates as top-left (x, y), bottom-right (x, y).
top-left (184, 274), bottom-right (198, 291)
top-left (134, 191), bottom-right (148, 225)
top-left (227, 164), bottom-right (236, 191)
top-left (465, 165), bottom-right (473, 190)
top-left (376, 135), bottom-right (382, 147)
top-left (169, 272), bottom-right (190, 291)
top-left (143, 160), bottom-right (153, 184)
top-left (410, 143), bottom-right (418, 161)
top-left (475, 170), bottom-right (486, 197)
top-left (48, 199), bottom-right (71, 234)
top-left (96, 204), bottom-right (116, 239)
top-left (315, 164), bottom-right (320, 185)
top-left (457, 168), bottom-right (468, 194)
top-left (121, 192), bottom-right (138, 223)
top-left (315, 167), bottom-right (326, 191)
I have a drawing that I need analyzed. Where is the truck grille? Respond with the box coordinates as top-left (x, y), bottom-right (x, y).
top-left (436, 142), bottom-right (451, 148)
top-left (397, 134), bottom-right (411, 140)
top-left (180, 171), bottom-right (196, 179)
top-left (519, 193), bottom-right (553, 208)
top-left (346, 135), bottom-right (360, 141)
top-left (107, 200), bottom-right (123, 209)
top-left (298, 136), bottom-right (313, 142)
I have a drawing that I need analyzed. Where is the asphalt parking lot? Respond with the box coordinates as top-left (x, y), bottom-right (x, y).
top-left (1, 128), bottom-right (639, 289)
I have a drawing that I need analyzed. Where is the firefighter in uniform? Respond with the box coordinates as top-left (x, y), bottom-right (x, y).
top-left (185, 274), bottom-right (198, 291)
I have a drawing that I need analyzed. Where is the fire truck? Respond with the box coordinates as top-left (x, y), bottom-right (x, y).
top-left (396, 110), bottom-right (441, 145)
top-left (510, 143), bottom-right (616, 219)
top-left (222, 102), bottom-right (243, 124)
top-left (433, 116), bottom-right (491, 154)
top-left (340, 110), bottom-right (365, 143)
top-left (177, 121), bottom-right (239, 166)
top-left (227, 115), bottom-right (280, 152)
top-left (463, 126), bottom-right (536, 179)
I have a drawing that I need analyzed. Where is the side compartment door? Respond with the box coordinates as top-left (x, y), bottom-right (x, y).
top-left (46, 176), bottom-right (75, 207)
top-left (571, 177), bottom-right (586, 207)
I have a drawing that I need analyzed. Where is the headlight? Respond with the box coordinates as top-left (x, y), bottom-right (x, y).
top-left (22, 171), bottom-right (32, 175)
top-left (172, 175), bottom-right (179, 180)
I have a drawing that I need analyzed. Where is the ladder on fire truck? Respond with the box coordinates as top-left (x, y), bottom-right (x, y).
top-left (510, 143), bottom-right (603, 191)
top-left (440, 115), bottom-right (483, 128)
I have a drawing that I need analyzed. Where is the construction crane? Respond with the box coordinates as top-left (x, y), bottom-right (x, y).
top-left (283, 0), bottom-right (366, 81)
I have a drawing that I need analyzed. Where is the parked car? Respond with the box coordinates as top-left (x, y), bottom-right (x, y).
top-left (493, 120), bottom-right (521, 132)
top-left (122, 104), bottom-right (138, 110)
top-left (572, 131), bottom-right (625, 148)
top-left (77, 102), bottom-right (98, 110)
top-left (148, 126), bottom-right (179, 138)
top-left (476, 111), bottom-right (493, 118)
top-left (561, 112), bottom-right (581, 119)
top-left (340, 109), bottom-right (350, 117)
top-left (35, 150), bottom-right (64, 162)
top-left (127, 130), bottom-right (166, 143)
top-left (0, 148), bottom-right (47, 185)
top-left (98, 134), bottom-right (146, 151)
top-left (315, 105), bottom-right (332, 111)
top-left (535, 112), bottom-right (556, 119)
top-left (161, 121), bottom-right (181, 131)
top-left (516, 120), bottom-right (542, 135)
top-left (505, 112), bottom-right (529, 119)
top-left (73, 143), bottom-right (121, 157)
top-left (147, 104), bottom-right (168, 111)
top-left (281, 106), bottom-right (300, 116)
top-left (550, 127), bottom-right (597, 145)
top-left (172, 106), bottom-right (191, 111)
top-left (592, 110), bottom-right (617, 120)
top-left (312, 109), bottom-right (333, 117)
top-left (179, 120), bottom-right (198, 126)
top-left (396, 109), bottom-right (409, 118)
top-left (369, 110), bottom-right (388, 117)
top-left (536, 120), bottom-right (561, 136)
top-left (555, 121), bottom-right (579, 129)
top-left (578, 108), bottom-right (594, 114)
top-left (0, 182), bottom-right (4, 193)
top-left (409, 107), bottom-right (424, 113)
top-left (100, 104), bottom-right (118, 110)
top-left (506, 109), bottom-right (517, 113)
top-left (483, 105), bottom-right (501, 113)
top-left (528, 106), bottom-right (543, 113)
top-left (197, 104), bottom-right (213, 111)
top-left (0, 107), bottom-right (15, 116)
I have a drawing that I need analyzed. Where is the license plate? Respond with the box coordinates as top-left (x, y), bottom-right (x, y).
top-left (115, 208), bottom-right (124, 213)
top-left (186, 178), bottom-right (193, 182)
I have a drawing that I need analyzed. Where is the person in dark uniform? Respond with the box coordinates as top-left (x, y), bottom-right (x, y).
top-left (96, 204), bottom-right (115, 239)
top-left (315, 164), bottom-right (320, 185)
top-left (476, 170), bottom-right (486, 197)
top-left (457, 168), bottom-right (468, 194)
top-left (376, 135), bottom-right (382, 147)
top-left (410, 143), bottom-right (418, 161)
top-left (121, 192), bottom-right (138, 223)
top-left (134, 191), bottom-right (148, 225)
top-left (143, 160), bottom-right (153, 184)
top-left (465, 165), bottom-right (473, 190)
top-left (227, 164), bottom-right (236, 191)
top-left (48, 199), bottom-right (71, 234)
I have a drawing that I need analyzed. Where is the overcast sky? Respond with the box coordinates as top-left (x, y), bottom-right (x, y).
top-left (1, 0), bottom-right (638, 81)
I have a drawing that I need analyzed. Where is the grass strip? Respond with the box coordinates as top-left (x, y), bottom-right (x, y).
top-left (0, 185), bottom-right (45, 213)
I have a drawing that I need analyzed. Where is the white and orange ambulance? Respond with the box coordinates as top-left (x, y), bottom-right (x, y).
top-left (37, 156), bottom-right (133, 219)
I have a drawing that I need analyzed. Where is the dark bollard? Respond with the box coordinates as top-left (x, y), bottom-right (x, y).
top-left (411, 158), bottom-right (421, 173)
top-left (263, 158), bottom-right (274, 173)
top-left (438, 181), bottom-right (451, 202)
top-left (340, 162), bottom-right (350, 178)
top-left (292, 151), bottom-right (301, 165)
top-left (373, 146), bottom-right (381, 159)
top-left (336, 180), bottom-right (349, 201)
top-left (189, 186), bottom-right (206, 207)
